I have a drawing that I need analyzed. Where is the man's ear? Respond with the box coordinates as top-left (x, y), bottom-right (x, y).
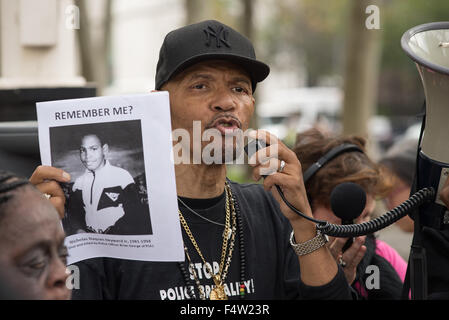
top-left (102, 143), bottom-right (109, 156)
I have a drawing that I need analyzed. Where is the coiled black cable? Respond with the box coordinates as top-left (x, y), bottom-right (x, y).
top-left (276, 185), bottom-right (435, 238)
top-left (317, 187), bottom-right (435, 237)
top-left (246, 140), bottom-right (435, 238)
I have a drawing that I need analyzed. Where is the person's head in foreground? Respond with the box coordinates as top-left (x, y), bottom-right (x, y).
top-left (0, 171), bottom-right (71, 300)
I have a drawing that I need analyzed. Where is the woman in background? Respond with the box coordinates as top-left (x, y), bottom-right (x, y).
top-left (380, 137), bottom-right (418, 233)
top-left (293, 128), bottom-right (406, 299)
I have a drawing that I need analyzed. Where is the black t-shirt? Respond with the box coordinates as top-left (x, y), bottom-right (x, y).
top-left (71, 181), bottom-right (351, 300)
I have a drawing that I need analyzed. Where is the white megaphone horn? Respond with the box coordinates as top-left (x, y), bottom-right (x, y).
top-left (401, 21), bottom-right (449, 229)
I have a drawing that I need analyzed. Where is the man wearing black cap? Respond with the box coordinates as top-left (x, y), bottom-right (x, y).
top-left (31, 20), bottom-right (353, 300)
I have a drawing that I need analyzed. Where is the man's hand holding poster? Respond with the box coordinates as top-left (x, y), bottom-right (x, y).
top-left (36, 92), bottom-right (183, 264)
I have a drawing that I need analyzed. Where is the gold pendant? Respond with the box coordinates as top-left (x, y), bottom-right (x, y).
top-left (210, 275), bottom-right (228, 300)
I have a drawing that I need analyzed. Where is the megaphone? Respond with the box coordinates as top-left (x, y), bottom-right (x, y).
top-left (401, 22), bottom-right (449, 299)
top-left (401, 22), bottom-right (449, 229)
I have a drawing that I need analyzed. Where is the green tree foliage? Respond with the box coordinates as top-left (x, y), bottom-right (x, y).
top-left (379, 0), bottom-right (449, 121)
top-left (260, 0), bottom-right (350, 86)
top-left (259, 0), bottom-right (449, 131)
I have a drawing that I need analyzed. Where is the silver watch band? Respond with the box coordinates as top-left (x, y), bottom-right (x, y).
top-left (289, 229), bottom-right (329, 256)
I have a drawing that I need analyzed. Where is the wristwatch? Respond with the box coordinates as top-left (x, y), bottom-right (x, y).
top-left (289, 229), bottom-right (329, 256)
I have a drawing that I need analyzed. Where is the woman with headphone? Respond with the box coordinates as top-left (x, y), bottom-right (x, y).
top-left (293, 128), bottom-right (407, 299)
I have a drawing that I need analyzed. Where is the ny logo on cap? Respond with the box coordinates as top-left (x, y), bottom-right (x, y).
top-left (204, 25), bottom-right (230, 48)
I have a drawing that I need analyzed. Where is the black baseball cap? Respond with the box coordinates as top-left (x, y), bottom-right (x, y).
top-left (155, 20), bottom-right (270, 92)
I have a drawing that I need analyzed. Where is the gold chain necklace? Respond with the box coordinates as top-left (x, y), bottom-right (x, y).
top-left (178, 182), bottom-right (236, 300)
top-left (221, 184), bottom-right (237, 282)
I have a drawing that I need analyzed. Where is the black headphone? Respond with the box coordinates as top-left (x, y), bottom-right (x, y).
top-left (303, 143), bottom-right (367, 222)
top-left (303, 143), bottom-right (366, 252)
top-left (303, 143), bottom-right (364, 183)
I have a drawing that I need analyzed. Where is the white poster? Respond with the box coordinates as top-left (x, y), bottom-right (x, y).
top-left (36, 92), bottom-right (184, 264)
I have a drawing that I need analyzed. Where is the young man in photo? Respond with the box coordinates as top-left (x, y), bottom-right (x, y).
top-left (64, 133), bottom-right (151, 236)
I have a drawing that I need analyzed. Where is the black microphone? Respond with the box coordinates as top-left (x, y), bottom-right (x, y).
top-left (330, 182), bottom-right (367, 252)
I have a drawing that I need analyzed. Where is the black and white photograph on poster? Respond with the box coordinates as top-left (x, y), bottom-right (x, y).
top-left (36, 93), bottom-right (184, 265)
top-left (49, 120), bottom-right (152, 237)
